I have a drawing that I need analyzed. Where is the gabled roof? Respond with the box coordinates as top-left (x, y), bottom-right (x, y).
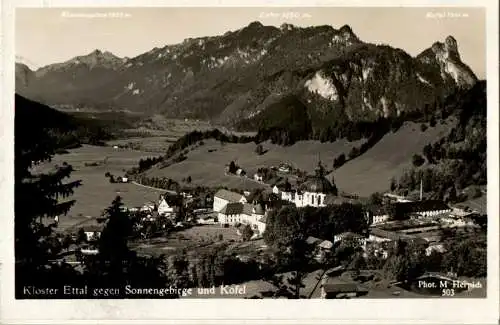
top-left (241, 203), bottom-right (265, 216)
top-left (242, 203), bottom-right (255, 216)
top-left (214, 189), bottom-right (244, 202)
top-left (220, 202), bottom-right (244, 215)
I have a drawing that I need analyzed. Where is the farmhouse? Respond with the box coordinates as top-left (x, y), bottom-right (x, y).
top-left (141, 202), bottom-right (156, 212)
top-left (213, 189), bottom-right (247, 212)
top-left (253, 173), bottom-right (264, 182)
top-left (157, 194), bottom-right (178, 216)
top-left (426, 243), bottom-right (447, 256)
top-left (305, 236), bottom-right (334, 262)
top-left (117, 176), bottom-right (129, 183)
top-left (82, 225), bottom-right (103, 242)
top-left (278, 163), bottom-right (291, 173)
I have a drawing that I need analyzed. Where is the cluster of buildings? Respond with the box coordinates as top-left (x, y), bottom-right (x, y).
top-left (213, 189), bottom-right (267, 236)
top-left (272, 162), bottom-right (337, 208)
top-left (364, 197), bottom-right (480, 258)
top-left (213, 161), bottom-right (338, 237)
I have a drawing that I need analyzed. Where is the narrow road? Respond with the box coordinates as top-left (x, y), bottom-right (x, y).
top-left (130, 181), bottom-right (177, 194)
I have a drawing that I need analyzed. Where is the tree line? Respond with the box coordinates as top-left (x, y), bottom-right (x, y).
top-left (393, 81), bottom-right (486, 200)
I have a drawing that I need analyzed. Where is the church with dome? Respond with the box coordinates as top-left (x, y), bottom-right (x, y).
top-left (273, 161), bottom-right (337, 208)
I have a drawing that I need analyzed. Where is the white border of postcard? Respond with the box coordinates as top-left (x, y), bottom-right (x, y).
top-left (1, 0), bottom-right (499, 324)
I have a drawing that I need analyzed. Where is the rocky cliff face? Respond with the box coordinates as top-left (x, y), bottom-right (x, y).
top-left (16, 22), bottom-right (478, 129)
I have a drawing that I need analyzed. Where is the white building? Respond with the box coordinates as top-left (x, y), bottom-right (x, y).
top-left (276, 162), bottom-right (335, 208)
top-left (253, 173), bottom-right (264, 182)
top-left (217, 202), bottom-right (267, 235)
top-left (158, 198), bottom-right (175, 216)
top-left (82, 225), bottom-right (102, 242)
top-left (213, 189), bottom-right (247, 212)
top-left (366, 207), bottom-right (390, 225)
top-left (426, 243), bottom-right (447, 256)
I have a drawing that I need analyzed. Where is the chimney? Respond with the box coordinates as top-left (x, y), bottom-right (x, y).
top-left (420, 179), bottom-right (423, 201)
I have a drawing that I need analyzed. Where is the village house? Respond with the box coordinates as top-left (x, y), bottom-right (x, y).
top-left (116, 176), bottom-right (129, 183)
top-left (236, 168), bottom-right (246, 177)
top-left (82, 225), bottom-right (103, 242)
top-left (213, 189), bottom-right (247, 212)
top-left (426, 243), bottom-right (447, 256)
top-left (253, 173), bottom-right (264, 182)
top-left (278, 163), bottom-right (291, 173)
top-left (140, 202), bottom-right (156, 213)
top-left (157, 194), bottom-right (178, 217)
top-left (305, 236), bottom-right (333, 262)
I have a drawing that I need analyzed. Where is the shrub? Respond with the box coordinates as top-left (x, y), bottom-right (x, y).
top-left (412, 154), bottom-right (425, 167)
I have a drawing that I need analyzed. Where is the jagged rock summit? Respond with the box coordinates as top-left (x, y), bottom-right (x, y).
top-left (16, 23), bottom-right (478, 127)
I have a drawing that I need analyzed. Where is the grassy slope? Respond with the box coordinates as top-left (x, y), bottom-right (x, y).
top-left (145, 138), bottom-right (362, 188)
top-left (330, 120), bottom-right (455, 197)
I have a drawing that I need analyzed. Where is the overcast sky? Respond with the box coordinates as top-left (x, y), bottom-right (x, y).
top-left (16, 7), bottom-right (485, 78)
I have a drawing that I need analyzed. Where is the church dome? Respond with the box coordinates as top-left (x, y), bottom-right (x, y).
top-left (300, 176), bottom-right (334, 193)
top-left (299, 161), bottom-right (334, 193)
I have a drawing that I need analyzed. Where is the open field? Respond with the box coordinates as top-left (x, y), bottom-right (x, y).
top-left (460, 195), bottom-right (487, 215)
top-left (145, 138), bottom-right (361, 189)
top-left (32, 145), bottom-right (166, 231)
top-left (107, 116), bottom-right (257, 153)
top-left (107, 136), bottom-right (179, 152)
top-left (330, 120), bottom-right (455, 197)
top-left (130, 224), bottom-right (241, 256)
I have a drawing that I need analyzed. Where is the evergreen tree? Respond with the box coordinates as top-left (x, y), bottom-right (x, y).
top-left (95, 196), bottom-right (133, 285)
top-left (15, 95), bottom-right (82, 297)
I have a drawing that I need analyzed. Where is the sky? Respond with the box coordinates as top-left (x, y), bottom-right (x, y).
top-left (16, 7), bottom-right (486, 78)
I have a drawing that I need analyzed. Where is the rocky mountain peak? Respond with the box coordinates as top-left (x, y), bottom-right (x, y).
top-left (17, 24), bottom-right (480, 122)
top-left (426, 36), bottom-right (477, 88)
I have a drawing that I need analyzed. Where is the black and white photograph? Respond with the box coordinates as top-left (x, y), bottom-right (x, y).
top-left (2, 2), bottom-right (499, 324)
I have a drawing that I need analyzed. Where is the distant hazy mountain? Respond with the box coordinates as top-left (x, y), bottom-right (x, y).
top-left (16, 22), bottom-right (478, 130)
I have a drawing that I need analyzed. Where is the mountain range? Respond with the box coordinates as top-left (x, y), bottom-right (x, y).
top-left (16, 21), bottom-right (478, 132)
